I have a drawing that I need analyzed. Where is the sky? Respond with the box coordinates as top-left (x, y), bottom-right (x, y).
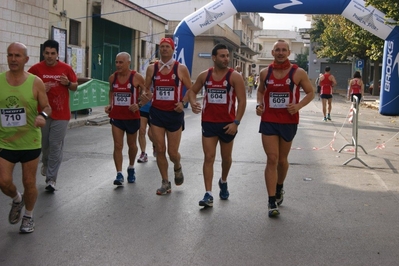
top-left (260, 14), bottom-right (311, 30)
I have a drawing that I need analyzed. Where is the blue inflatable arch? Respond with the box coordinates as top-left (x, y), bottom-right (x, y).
top-left (173, 0), bottom-right (399, 115)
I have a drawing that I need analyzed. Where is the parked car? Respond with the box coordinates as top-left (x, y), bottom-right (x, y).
top-left (366, 79), bottom-right (380, 95)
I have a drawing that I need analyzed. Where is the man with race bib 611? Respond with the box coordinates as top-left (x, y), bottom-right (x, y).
top-left (144, 38), bottom-right (192, 195)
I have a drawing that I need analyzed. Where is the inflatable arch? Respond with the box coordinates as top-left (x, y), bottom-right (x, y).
top-left (173, 0), bottom-right (399, 115)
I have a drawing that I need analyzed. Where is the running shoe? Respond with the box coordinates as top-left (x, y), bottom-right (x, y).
top-left (19, 216), bottom-right (35, 233)
top-left (9, 194), bottom-right (24, 224)
top-left (322, 117), bottom-right (327, 122)
top-left (218, 179), bottom-right (230, 200)
top-left (268, 203), bottom-right (280, 218)
top-left (113, 173), bottom-right (124, 186)
top-left (41, 164), bottom-right (46, 176)
top-left (137, 152), bottom-right (148, 163)
top-left (199, 193), bottom-right (214, 207)
top-left (276, 189), bottom-right (285, 206)
top-left (174, 167), bottom-right (184, 186)
top-left (156, 180), bottom-right (171, 195)
top-left (127, 168), bottom-right (136, 183)
top-left (327, 114), bottom-right (331, 121)
top-left (45, 181), bottom-right (56, 192)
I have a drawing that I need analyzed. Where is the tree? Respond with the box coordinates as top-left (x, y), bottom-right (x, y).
top-left (309, 15), bottom-right (383, 62)
top-left (295, 53), bottom-right (308, 72)
top-left (309, 15), bottom-right (385, 95)
top-left (365, 0), bottom-right (399, 24)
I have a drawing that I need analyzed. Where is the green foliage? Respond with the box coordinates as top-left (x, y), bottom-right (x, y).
top-left (365, 0), bottom-right (399, 24)
top-left (295, 53), bottom-right (309, 72)
top-left (309, 15), bottom-right (384, 62)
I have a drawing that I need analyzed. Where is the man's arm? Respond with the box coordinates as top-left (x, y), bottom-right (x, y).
top-left (105, 74), bottom-right (114, 114)
top-left (288, 68), bottom-right (314, 115)
top-left (188, 71), bottom-right (207, 114)
top-left (144, 64), bottom-right (154, 93)
top-left (64, 68), bottom-right (78, 91)
top-left (256, 68), bottom-right (267, 116)
top-left (134, 73), bottom-right (151, 106)
top-left (331, 75), bottom-right (337, 87)
top-left (34, 76), bottom-right (51, 127)
top-left (231, 71), bottom-right (246, 123)
top-left (178, 64), bottom-right (192, 103)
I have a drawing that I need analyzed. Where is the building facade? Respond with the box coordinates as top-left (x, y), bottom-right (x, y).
top-left (0, 0), bottom-right (167, 81)
top-left (131, 0), bottom-right (263, 79)
top-left (253, 29), bottom-right (310, 75)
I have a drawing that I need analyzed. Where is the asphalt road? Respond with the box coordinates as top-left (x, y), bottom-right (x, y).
top-left (1, 93), bottom-right (398, 266)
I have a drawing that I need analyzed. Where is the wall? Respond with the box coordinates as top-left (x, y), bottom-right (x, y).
top-left (0, 0), bottom-right (49, 72)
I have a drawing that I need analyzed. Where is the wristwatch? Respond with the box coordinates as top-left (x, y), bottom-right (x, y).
top-left (233, 119), bottom-right (240, 125)
top-left (39, 111), bottom-right (48, 120)
top-left (67, 81), bottom-right (71, 87)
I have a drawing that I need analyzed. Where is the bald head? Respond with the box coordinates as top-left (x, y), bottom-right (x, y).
top-left (273, 40), bottom-right (290, 51)
top-left (8, 42), bottom-right (28, 56)
top-left (116, 52), bottom-right (131, 62)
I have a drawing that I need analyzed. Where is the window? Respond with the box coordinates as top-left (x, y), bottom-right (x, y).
top-left (155, 44), bottom-right (159, 59)
top-left (141, 40), bottom-right (146, 58)
top-left (69, 19), bottom-right (80, 45)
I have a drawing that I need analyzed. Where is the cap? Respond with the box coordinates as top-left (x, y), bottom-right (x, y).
top-left (160, 38), bottom-right (175, 50)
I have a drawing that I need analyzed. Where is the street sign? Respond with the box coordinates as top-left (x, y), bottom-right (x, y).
top-left (198, 53), bottom-right (211, 58)
top-left (356, 59), bottom-right (364, 69)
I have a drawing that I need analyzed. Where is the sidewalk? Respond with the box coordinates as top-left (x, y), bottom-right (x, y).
top-left (68, 106), bottom-right (109, 129)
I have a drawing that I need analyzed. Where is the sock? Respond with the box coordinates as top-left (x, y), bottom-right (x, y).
top-left (276, 184), bottom-right (283, 195)
top-left (220, 178), bottom-right (227, 184)
top-left (117, 171), bottom-right (123, 175)
top-left (206, 191), bottom-right (213, 196)
top-left (12, 192), bottom-right (22, 203)
top-left (24, 210), bottom-right (33, 218)
top-left (268, 196), bottom-right (276, 206)
top-left (128, 165), bottom-right (134, 169)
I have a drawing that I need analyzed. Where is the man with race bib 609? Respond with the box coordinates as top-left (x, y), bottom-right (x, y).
top-left (256, 40), bottom-right (314, 218)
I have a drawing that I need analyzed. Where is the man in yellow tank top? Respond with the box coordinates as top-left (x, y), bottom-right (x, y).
top-left (0, 42), bottom-right (51, 233)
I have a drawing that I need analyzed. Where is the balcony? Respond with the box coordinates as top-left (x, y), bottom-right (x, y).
top-left (200, 24), bottom-right (240, 46)
top-left (239, 12), bottom-right (263, 31)
top-left (234, 30), bottom-right (260, 55)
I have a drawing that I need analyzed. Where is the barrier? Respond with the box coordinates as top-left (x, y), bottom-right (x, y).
top-left (173, 0), bottom-right (399, 115)
top-left (69, 79), bottom-right (109, 117)
top-left (338, 96), bottom-right (369, 167)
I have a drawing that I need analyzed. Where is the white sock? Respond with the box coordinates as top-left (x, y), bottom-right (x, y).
top-left (12, 192), bottom-right (22, 203)
top-left (128, 165), bottom-right (134, 169)
top-left (24, 210), bottom-right (33, 218)
top-left (220, 178), bottom-right (227, 184)
top-left (206, 191), bottom-right (213, 196)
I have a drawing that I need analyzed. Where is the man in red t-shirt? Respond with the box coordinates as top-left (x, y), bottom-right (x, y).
top-left (28, 40), bottom-right (77, 192)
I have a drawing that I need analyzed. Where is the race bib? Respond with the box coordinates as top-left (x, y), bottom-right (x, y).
top-left (207, 89), bottom-right (227, 104)
top-left (269, 92), bottom-right (289, 108)
top-left (114, 92), bottom-right (131, 106)
top-left (1, 108), bottom-right (27, 127)
top-left (156, 86), bottom-right (175, 101)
